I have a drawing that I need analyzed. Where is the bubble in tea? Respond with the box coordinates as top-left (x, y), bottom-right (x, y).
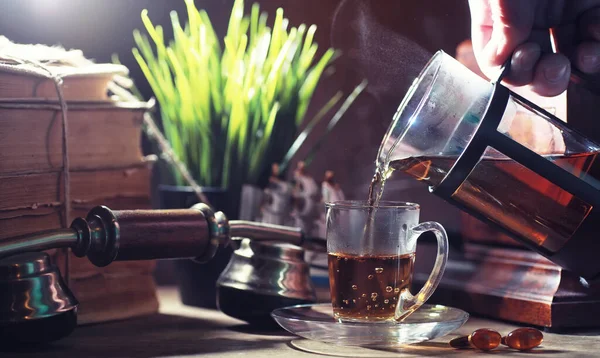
top-left (328, 252), bottom-right (415, 321)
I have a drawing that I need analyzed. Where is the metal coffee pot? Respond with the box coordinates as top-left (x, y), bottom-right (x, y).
top-left (217, 238), bottom-right (316, 325)
top-left (0, 204), bottom-right (325, 344)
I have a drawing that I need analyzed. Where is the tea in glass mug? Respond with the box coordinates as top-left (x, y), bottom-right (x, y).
top-left (325, 201), bottom-right (448, 322)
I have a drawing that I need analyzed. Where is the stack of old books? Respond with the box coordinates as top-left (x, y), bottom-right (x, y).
top-left (0, 37), bottom-right (159, 324)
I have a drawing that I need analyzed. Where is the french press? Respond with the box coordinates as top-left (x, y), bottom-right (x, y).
top-left (377, 50), bottom-right (600, 281)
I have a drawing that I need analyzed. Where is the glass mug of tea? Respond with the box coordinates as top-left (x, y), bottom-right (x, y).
top-left (326, 201), bottom-right (448, 323)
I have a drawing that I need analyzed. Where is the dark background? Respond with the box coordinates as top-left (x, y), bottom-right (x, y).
top-left (0, 0), bottom-right (472, 233)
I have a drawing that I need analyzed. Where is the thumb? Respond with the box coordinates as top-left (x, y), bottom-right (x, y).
top-left (469, 0), bottom-right (535, 77)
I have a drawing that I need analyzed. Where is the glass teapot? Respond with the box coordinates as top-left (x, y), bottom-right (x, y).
top-left (377, 50), bottom-right (600, 281)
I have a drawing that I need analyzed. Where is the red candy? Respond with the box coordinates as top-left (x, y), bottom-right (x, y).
top-left (502, 327), bottom-right (544, 351)
top-left (469, 328), bottom-right (501, 351)
top-left (449, 327), bottom-right (544, 351)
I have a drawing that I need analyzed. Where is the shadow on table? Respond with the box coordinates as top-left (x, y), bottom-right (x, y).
top-left (227, 322), bottom-right (293, 337)
top-left (3, 313), bottom-right (292, 358)
top-left (287, 339), bottom-right (569, 357)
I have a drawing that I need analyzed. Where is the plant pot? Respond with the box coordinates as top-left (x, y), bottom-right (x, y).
top-left (238, 184), bottom-right (264, 221)
top-left (157, 185), bottom-right (239, 309)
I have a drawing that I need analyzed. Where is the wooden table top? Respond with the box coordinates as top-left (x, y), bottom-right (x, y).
top-left (6, 287), bottom-right (600, 358)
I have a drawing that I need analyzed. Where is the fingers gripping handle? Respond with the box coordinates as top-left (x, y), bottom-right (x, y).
top-left (395, 221), bottom-right (448, 321)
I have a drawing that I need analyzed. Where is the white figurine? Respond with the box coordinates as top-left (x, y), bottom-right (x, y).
top-left (314, 170), bottom-right (345, 239)
top-left (261, 163), bottom-right (293, 225)
top-left (306, 170), bottom-right (346, 282)
top-left (291, 161), bottom-right (321, 235)
top-left (321, 170), bottom-right (345, 204)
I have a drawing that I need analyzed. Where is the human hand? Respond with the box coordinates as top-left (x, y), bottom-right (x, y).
top-left (469, 0), bottom-right (600, 96)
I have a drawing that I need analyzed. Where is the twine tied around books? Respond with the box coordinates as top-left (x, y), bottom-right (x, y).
top-left (2, 55), bottom-right (216, 285)
top-left (2, 55), bottom-right (71, 282)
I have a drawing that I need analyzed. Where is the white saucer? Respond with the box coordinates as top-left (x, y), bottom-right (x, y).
top-left (271, 303), bottom-right (468, 348)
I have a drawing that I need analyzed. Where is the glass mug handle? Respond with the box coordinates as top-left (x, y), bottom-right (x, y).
top-left (395, 221), bottom-right (448, 321)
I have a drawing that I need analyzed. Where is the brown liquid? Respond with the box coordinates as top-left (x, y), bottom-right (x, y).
top-left (328, 252), bottom-right (414, 321)
top-left (370, 152), bottom-right (598, 252)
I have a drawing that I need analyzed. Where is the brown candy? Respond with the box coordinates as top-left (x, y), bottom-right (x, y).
top-left (469, 328), bottom-right (502, 351)
top-left (449, 329), bottom-right (501, 351)
top-left (501, 327), bottom-right (544, 351)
